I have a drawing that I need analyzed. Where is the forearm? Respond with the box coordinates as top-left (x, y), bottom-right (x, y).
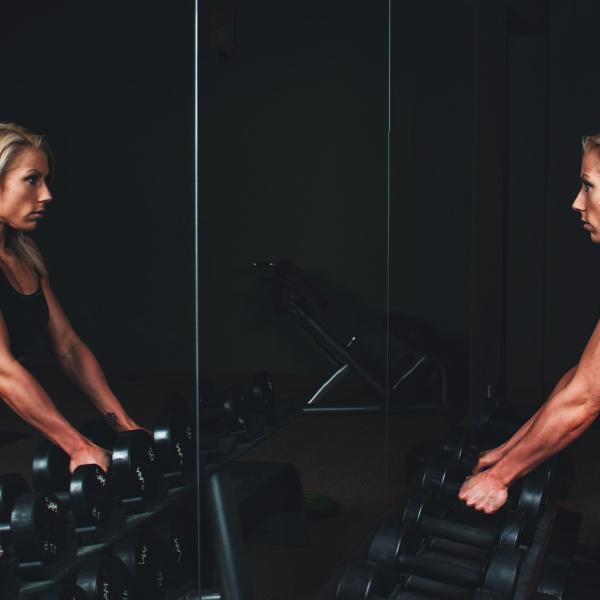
top-left (490, 384), bottom-right (597, 486)
top-left (0, 361), bottom-right (89, 455)
top-left (58, 340), bottom-right (134, 430)
top-left (497, 365), bottom-right (577, 452)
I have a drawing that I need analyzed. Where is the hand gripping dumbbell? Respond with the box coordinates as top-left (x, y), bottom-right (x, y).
top-left (80, 420), bottom-right (161, 510)
top-left (403, 489), bottom-right (526, 551)
top-left (32, 440), bottom-right (112, 537)
top-left (337, 521), bottom-right (522, 600)
top-left (0, 473), bottom-right (69, 572)
top-left (419, 452), bottom-right (546, 526)
top-left (113, 527), bottom-right (168, 599)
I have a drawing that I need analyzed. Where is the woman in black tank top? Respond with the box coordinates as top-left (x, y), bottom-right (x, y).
top-left (0, 123), bottom-right (145, 474)
top-left (459, 133), bottom-right (600, 514)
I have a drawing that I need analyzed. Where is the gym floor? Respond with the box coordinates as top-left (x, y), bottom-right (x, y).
top-left (0, 368), bottom-right (598, 600)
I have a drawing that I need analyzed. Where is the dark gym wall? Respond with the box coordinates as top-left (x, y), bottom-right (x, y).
top-left (388, 1), bottom-right (473, 359)
top-left (0, 2), bottom-right (195, 377)
top-left (543, 0), bottom-right (600, 390)
top-left (504, 0), bottom-right (600, 405)
top-left (200, 0), bottom-right (389, 375)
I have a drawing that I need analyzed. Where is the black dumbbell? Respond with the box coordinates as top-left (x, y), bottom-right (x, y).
top-left (154, 394), bottom-right (196, 483)
top-left (32, 440), bottom-right (112, 534)
top-left (0, 473), bottom-right (69, 569)
top-left (113, 528), bottom-right (168, 599)
top-left (336, 561), bottom-right (498, 600)
top-left (337, 537), bottom-right (521, 600)
top-left (367, 520), bottom-right (522, 598)
top-left (154, 506), bottom-right (198, 587)
top-left (35, 554), bottom-right (134, 599)
top-left (75, 553), bottom-right (133, 599)
top-left (403, 489), bottom-right (526, 550)
top-left (80, 420), bottom-right (161, 509)
top-left (419, 452), bottom-right (546, 525)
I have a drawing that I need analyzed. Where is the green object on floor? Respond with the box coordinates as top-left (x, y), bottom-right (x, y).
top-left (304, 492), bottom-right (340, 519)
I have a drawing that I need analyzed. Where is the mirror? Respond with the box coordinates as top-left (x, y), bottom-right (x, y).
top-left (199, 0), bottom-right (391, 597)
top-left (0, 1), bottom-right (197, 597)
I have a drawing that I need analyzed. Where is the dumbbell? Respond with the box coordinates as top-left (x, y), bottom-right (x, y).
top-left (154, 506), bottom-right (198, 587)
top-left (154, 394), bottom-right (196, 483)
top-left (113, 528), bottom-right (168, 599)
top-left (35, 554), bottom-right (133, 599)
top-left (337, 522), bottom-right (521, 600)
top-left (80, 420), bottom-right (161, 509)
top-left (368, 521), bottom-right (522, 597)
top-left (0, 473), bottom-right (69, 571)
top-left (419, 452), bottom-right (546, 526)
top-left (336, 560), bottom-right (499, 599)
top-left (75, 553), bottom-right (133, 599)
top-left (403, 489), bottom-right (526, 550)
top-left (200, 384), bottom-right (266, 441)
top-left (32, 440), bottom-right (112, 535)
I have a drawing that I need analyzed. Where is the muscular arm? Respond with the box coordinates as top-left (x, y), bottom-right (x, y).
top-left (40, 272), bottom-right (141, 432)
top-left (460, 320), bottom-right (600, 512)
top-left (496, 366), bottom-right (576, 452)
top-left (0, 310), bottom-right (108, 471)
top-left (55, 338), bottom-right (135, 431)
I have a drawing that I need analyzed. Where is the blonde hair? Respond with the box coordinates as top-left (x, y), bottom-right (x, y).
top-left (0, 123), bottom-right (51, 278)
top-left (582, 134), bottom-right (600, 155)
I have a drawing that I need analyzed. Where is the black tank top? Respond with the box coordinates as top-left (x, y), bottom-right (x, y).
top-left (0, 269), bottom-right (49, 359)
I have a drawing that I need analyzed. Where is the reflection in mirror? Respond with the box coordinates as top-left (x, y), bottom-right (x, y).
top-left (197, 1), bottom-right (461, 598)
top-left (0, 2), bottom-right (196, 598)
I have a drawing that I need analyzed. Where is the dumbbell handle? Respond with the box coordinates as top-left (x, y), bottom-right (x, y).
top-left (417, 514), bottom-right (497, 549)
top-left (397, 553), bottom-right (482, 589)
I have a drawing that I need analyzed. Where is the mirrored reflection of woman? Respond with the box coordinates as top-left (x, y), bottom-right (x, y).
top-left (0, 122), bottom-right (145, 474)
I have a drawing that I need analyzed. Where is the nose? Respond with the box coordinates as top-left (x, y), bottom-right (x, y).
top-left (38, 182), bottom-right (52, 204)
top-left (572, 188), bottom-right (585, 213)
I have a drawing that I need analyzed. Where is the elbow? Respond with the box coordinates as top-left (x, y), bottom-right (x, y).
top-left (566, 379), bottom-right (600, 422)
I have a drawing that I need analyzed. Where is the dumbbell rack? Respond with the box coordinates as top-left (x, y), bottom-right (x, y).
top-left (16, 480), bottom-right (198, 599)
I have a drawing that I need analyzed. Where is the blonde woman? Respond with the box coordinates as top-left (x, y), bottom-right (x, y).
top-left (460, 134), bottom-right (600, 513)
top-left (0, 122), bottom-right (144, 473)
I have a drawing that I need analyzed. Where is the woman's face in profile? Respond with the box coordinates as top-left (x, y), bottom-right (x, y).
top-left (0, 148), bottom-right (52, 232)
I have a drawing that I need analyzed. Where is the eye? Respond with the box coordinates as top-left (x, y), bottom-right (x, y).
top-left (25, 174), bottom-right (39, 186)
top-left (583, 181), bottom-right (592, 193)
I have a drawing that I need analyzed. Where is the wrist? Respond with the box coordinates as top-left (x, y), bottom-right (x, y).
top-left (488, 461), bottom-right (514, 488)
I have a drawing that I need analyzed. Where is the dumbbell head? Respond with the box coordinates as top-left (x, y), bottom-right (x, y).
top-left (250, 371), bottom-right (275, 413)
top-left (76, 554), bottom-right (133, 599)
top-left (336, 560), bottom-right (384, 600)
top-left (0, 473), bottom-right (69, 564)
top-left (9, 491), bottom-right (69, 564)
top-left (114, 528), bottom-right (167, 599)
top-left (482, 546), bottom-right (522, 598)
top-left (111, 429), bottom-right (160, 502)
top-left (154, 396), bottom-right (195, 476)
top-left (160, 507), bottom-right (198, 585)
top-left (368, 519), bottom-right (420, 579)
